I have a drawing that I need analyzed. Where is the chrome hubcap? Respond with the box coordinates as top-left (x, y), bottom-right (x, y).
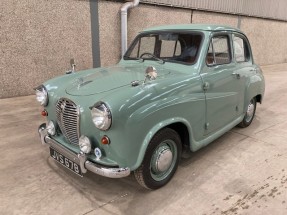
top-left (153, 146), bottom-right (173, 173)
top-left (150, 140), bottom-right (177, 181)
top-left (246, 101), bottom-right (255, 122)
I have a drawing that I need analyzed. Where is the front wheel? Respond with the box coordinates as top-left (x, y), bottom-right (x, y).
top-left (238, 97), bottom-right (257, 128)
top-left (134, 128), bottom-right (182, 189)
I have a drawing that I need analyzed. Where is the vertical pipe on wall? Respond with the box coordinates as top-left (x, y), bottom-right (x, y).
top-left (237, 15), bottom-right (242, 29)
top-left (90, 0), bottom-right (101, 68)
top-left (120, 0), bottom-right (140, 57)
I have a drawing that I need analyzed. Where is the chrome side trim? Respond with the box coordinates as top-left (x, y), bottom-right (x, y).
top-left (38, 124), bottom-right (130, 178)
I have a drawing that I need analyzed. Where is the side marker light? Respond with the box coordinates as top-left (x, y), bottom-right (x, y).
top-left (41, 110), bottom-right (48, 116)
top-left (101, 136), bottom-right (110, 145)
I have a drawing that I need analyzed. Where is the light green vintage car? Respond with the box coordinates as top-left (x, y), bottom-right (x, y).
top-left (36, 24), bottom-right (265, 189)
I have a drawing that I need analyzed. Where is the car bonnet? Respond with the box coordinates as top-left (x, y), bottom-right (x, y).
top-left (65, 65), bottom-right (171, 96)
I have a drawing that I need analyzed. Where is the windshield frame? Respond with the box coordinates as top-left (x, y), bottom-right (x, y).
top-left (124, 30), bottom-right (205, 66)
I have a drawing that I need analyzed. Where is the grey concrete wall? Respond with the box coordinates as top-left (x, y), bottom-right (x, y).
top-left (98, 1), bottom-right (192, 67)
top-left (0, 0), bottom-right (93, 99)
top-left (240, 17), bottom-right (287, 65)
top-left (98, 1), bottom-right (121, 68)
top-left (98, 5), bottom-right (287, 67)
top-left (192, 11), bottom-right (238, 28)
top-left (1, 1), bottom-right (287, 98)
top-left (192, 11), bottom-right (287, 65)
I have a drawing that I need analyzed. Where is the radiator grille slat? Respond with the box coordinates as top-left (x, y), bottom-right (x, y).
top-left (56, 98), bottom-right (80, 145)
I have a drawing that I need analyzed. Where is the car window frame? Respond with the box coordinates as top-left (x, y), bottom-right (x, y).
top-left (123, 30), bottom-right (205, 66)
top-left (205, 32), bottom-right (233, 67)
top-left (232, 33), bottom-right (253, 64)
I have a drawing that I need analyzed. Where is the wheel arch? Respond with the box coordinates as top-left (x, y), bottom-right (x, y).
top-left (244, 69), bottom-right (265, 109)
top-left (133, 118), bottom-right (193, 171)
top-left (244, 80), bottom-right (264, 112)
top-left (167, 122), bottom-right (190, 148)
top-left (255, 94), bottom-right (263, 104)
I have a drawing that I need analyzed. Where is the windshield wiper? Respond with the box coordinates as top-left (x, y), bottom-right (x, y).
top-left (151, 55), bottom-right (165, 64)
top-left (140, 53), bottom-right (165, 64)
top-left (123, 56), bottom-right (144, 62)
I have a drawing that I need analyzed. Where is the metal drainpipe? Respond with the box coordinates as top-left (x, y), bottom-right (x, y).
top-left (121, 0), bottom-right (140, 57)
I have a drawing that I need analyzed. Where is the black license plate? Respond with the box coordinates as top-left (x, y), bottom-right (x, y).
top-left (50, 147), bottom-right (82, 177)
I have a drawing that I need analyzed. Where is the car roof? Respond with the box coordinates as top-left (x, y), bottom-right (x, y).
top-left (142, 24), bottom-right (244, 34)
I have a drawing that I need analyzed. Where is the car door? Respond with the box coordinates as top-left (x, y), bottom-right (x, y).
top-left (232, 33), bottom-right (255, 114)
top-left (200, 33), bottom-right (243, 135)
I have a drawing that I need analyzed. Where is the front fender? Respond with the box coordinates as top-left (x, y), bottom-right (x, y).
top-left (133, 117), bottom-right (194, 170)
top-left (244, 69), bottom-right (265, 111)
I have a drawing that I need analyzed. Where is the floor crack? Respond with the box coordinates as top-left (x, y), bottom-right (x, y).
top-left (81, 193), bottom-right (129, 215)
top-left (229, 130), bottom-right (275, 146)
top-left (254, 120), bottom-right (285, 134)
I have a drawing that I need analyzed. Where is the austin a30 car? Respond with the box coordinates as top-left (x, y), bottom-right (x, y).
top-left (36, 24), bottom-right (265, 189)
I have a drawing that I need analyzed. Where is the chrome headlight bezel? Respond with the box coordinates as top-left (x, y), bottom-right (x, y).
top-left (47, 120), bottom-right (56, 136)
top-left (35, 85), bottom-right (48, 106)
top-left (79, 135), bottom-right (92, 154)
top-left (90, 101), bottom-right (112, 131)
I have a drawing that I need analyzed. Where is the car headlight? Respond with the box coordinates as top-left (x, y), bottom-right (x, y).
top-left (35, 85), bottom-right (48, 106)
top-left (79, 135), bottom-right (91, 154)
top-left (47, 120), bottom-right (56, 136)
top-left (90, 102), bottom-right (112, 131)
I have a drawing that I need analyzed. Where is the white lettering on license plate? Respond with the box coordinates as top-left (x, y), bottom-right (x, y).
top-left (50, 148), bottom-right (82, 176)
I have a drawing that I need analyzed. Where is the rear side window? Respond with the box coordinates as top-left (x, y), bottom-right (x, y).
top-left (206, 35), bottom-right (231, 65)
top-left (233, 35), bottom-right (250, 62)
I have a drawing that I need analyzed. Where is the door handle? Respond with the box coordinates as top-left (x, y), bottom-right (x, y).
top-left (232, 72), bottom-right (240, 79)
top-left (203, 82), bottom-right (210, 91)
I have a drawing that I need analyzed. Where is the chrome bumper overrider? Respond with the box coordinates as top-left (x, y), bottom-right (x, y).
top-left (38, 123), bottom-right (130, 178)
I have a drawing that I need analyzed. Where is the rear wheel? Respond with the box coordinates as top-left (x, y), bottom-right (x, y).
top-left (238, 97), bottom-right (257, 128)
top-left (134, 128), bottom-right (182, 189)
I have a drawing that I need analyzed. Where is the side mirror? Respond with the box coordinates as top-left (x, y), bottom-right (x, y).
top-left (66, 58), bottom-right (76, 74)
top-left (144, 66), bottom-right (158, 84)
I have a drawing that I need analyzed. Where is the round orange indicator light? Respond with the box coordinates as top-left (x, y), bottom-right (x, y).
top-left (41, 110), bottom-right (48, 116)
top-left (101, 136), bottom-right (110, 145)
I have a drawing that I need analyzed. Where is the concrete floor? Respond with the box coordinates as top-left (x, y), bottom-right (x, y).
top-left (1, 63), bottom-right (287, 215)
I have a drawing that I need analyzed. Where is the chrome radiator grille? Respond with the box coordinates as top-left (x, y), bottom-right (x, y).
top-left (56, 98), bottom-right (80, 145)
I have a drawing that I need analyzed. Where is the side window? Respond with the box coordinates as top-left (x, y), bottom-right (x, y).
top-left (206, 35), bottom-right (231, 65)
top-left (233, 36), bottom-right (249, 62)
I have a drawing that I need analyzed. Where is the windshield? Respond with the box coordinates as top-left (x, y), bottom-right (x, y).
top-left (124, 32), bottom-right (203, 65)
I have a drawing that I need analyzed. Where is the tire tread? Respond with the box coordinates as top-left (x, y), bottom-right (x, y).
top-left (134, 128), bottom-right (181, 189)
top-left (134, 165), bottom-right (150, 189)
top-left (238, 97), bottom-right (257, 128)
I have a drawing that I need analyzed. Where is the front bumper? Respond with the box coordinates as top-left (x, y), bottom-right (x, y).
top-left (38, 123), bottom-right (130, 178)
